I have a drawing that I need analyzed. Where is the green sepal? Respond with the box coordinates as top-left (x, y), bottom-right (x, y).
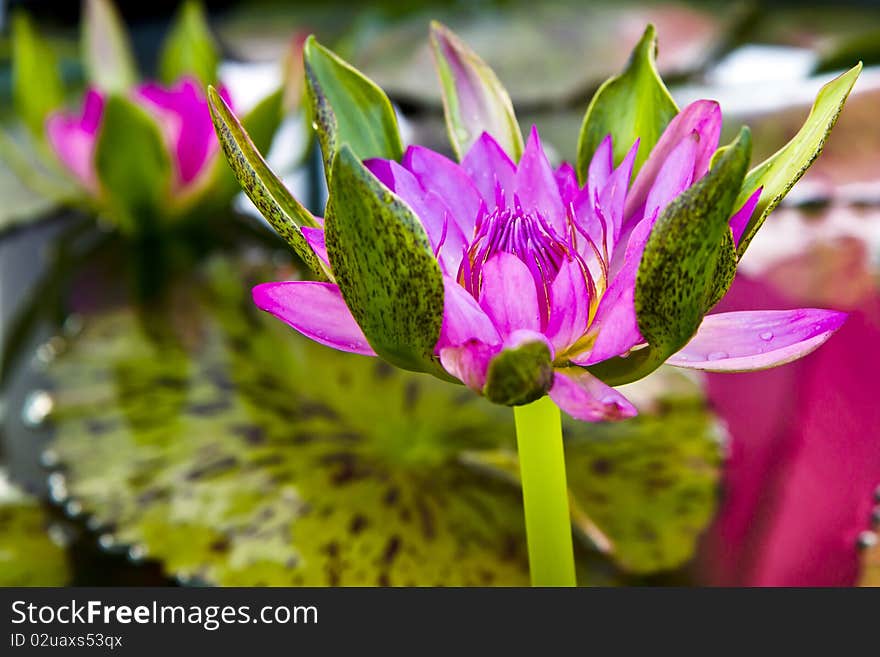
top-left (11, 11), bottom-right (65, 139)
top-left (704, 231), bottom-right (738, 311)
top-left (429, 21), bottom-right (524, 162)
top-left (82, 0), bottom-right (139, 92)
top-left (589, 129), bottom-right (752, 386)
top-left (326, 145), bottom-right (445, 375)
top-left (636, 128), bottom-right (751, 355)
top-left (158, 0), bottom-right (220, 87)
top-left (303, 36), bottom-right (404, 179)
top-left (483, 341), bottom-right (554, 406)
top-left (735, 63), bottom-right (862, 256)
top-left (576, 24), bottom-right (678, 181)
top-left (94, 94), bottom-right (172, 235)
top-left (207, 87), bottom-right (329, 280)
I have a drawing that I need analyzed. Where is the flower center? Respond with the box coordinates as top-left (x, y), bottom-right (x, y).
top-left (458, 203), bottom-right (571, 321)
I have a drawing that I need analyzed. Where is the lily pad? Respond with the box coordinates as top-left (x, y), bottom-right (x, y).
top-left (45, 257), bottom-right (531, 586)
top-left (44, 255), bottom-right (722, 584)
top-left (0, 469), bottom-right (70, 586)
top-left (465, 369), bottom-right (725, 575)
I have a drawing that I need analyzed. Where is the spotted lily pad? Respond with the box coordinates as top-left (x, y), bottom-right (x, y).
top-left (464, 370), bottom-right (725, 575)
top-left (0, 469), bottom-right (70, 586)
top-left (45, 257), bottom-right (534, 585)
top-left (45, 256), bottom-right (721, 584)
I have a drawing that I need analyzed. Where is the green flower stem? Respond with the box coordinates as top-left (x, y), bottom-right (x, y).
top-left (514, 396), bottom-right (576, 586)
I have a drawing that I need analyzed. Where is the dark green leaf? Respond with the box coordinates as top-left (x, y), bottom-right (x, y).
top-left (94, 95), bottom-right (172, 234)
top-left (429, 21), bottom-right (523, 161)
top-left (207, 87), bottom-right (328, 279)
top-left (735, 63), bottom-right (861, 256)
top-left (704, 231), bottom-right (738, 311)
top-left (304, 36), bottom-right (403, 177)
top-left (483, 340), bottom-right (553, 406)
top-left (11, 12), bottom-right (65, 138)
top-left (158, 0), bottom-right (220, 87)
top-left (576, 24), bottom-right (678, 181)
top-left (326, 146), bottom-right (444, 375)
top-left (82, 0), bottom-right (139, 92)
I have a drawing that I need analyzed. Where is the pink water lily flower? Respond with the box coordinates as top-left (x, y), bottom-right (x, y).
top-left (46, 76), bottom-right (229, 194)
top-left (253, 100), bottom-right (846, 422)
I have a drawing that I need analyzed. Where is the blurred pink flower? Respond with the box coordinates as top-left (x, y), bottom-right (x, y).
top-left (46, 77), bottom-right (230, 194)
top-left (699, 234), bottom-right (880, 586)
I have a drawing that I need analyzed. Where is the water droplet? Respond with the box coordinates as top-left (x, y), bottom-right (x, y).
top-left (857, 530), bottom-right (878, 549)
top-left (64, 500), bottom-right (82, 517)
top-left (22, 391), bottom-right (54, 428)
top-left (707, 351), bottom-right (728, 361)
top-left (63, 314), bottom-right (84, 338)
top-left (48, 523), bottom-right (74, 548)
top-left (98, 533), bottom-right (116, 550)
top-left (759, 331), bottom-right (774, 341)
top-left (47, 472), bottom-right (68, 503)
top-left (128, 544), bottom-right (147, 563)
top-left (40, 449), bottom-right (60, 468)
top-left (35, 336), bottom-right (66, 365)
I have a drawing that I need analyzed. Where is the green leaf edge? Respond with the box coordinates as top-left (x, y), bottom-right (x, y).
top-left (575, 24), bottom-right (678, 182)
top-left (735, 62), bottom-right (862, 256)
top-left (207, 86), bottom-right (330, 281)
top-left (303, 35), bottom-right (404, 178)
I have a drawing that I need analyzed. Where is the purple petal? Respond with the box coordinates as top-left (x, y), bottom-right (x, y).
top-left (135, 77), bottom-right (224, 187)
top-left (587, 135), bottom-right (614, 198)
top-left (252, 281), bottom-right (376, 356)
top-left (546, 257), bottom-right (592, 354)
top-left (574, 214), bottom-right (655, 365)
top-left (572, 138), bottom-right (638, 258)
top-left (549, 369), bottom-right (638, 422)
top-left (643, 132), bottom-right (697, 220)
top-left (437, 277), bottom-right (501, 349)
top-left (302, 226), bottom-right (329, 267)
top-left (515, 126), bottom-right (566, 232)
top-left (478, 252), bottom-right (541, 336)
top-left (46, 88), bottom-right (105, 190)
top-left (554, 162), bottom-right (579, 205)
top-left (730, 186), bottom-right (762, 246)
top-left (402, 145), bottom-right (483, 236)
top-left (439, 340), bottom-right (498, 391)
top-left (666, 309), bottom-right (848, 371)
top-left (462, 131), bottom-right (517, 208)
top-left (597, 138), bottom-right (639, 247)
top-left (625, 100), bottom-right (721, 224)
